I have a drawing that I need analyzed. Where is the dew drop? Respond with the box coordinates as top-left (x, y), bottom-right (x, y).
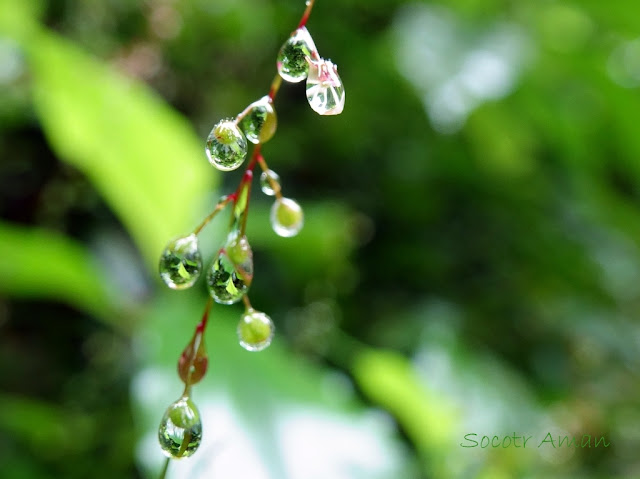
top-left (206, 234), bottom-right (253, 304)
top-left (158, 396), bottom-right (202, 459)
top-left (205, 119), bottom-right (247, 171)
top-left (260, 169), bottom-right (281, 196)
top-left (306, 58), bottom-right (345, 115)
top-left (159, 234), bottom-right (202, 290)
top-left (270, 197), bottom-right (304, 237)
top-left (277, 27), bottom-right (318, 83)
top-left (237, 309), bottom-right (274, 352)
top-left (239, 96), bottom-right (277, 144)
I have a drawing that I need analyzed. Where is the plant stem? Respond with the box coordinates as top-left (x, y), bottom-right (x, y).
top-left (196, 297), bottom-right (213, 334)
top-left (242, 294), bottom-right (253, 311)
top-left (158, 457), bottom-right (170, 479)
top-left (268, 74), bottom-right (283, 101)
top-left (193, 195), bottom-right (234, 236)
top-left (297, 0), bottom-right (316, 29)
top-left (256, 154), bottom-right (283, 199)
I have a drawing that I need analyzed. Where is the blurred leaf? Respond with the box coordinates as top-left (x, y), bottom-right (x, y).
top-left (351, 347), bottom-right (457, 474)
top-left (0, 222), bottom-right (117, 325)
top-left (0, 394), bottom-right (92, 454)
top-left (22, 28), bottom-right (213, 265)
top-left (0, 0), bottom-right (44, 42)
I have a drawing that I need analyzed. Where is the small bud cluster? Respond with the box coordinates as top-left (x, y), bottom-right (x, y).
top-left (155, 0), bottom-right (344, 465)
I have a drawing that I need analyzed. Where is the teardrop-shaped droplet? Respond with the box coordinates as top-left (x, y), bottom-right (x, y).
top-left (159, 234), bottom-right (202, 290)
top-left (277, 27), bottom-right (318, 83)
top-left (158, 396), bottom-right (202, 459)
top-left (306, 59), bottom-right (345, 115)
top-left (260, 169), bottom-right (281, 196)
top-left (205, 119), bottom-right (247, 171)
top-left (237, 309), bottom-right (274, 352)
top-left (239, 96), bottom-right (277, 144)
top-left (270, 197), bottom-right (304, 237)
top-left (206, 235), bottom-right (253, 304)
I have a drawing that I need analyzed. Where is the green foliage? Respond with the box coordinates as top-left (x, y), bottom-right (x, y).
top-left (25, 30), bottom-right (212, 266)
top-left (0, 223), bottom-right (114, 323)
top-left (1, 0), bottom-right (640, 478)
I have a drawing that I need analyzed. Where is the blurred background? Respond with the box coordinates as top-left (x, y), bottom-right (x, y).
top-left (1, 0), bottom-right (639, 478)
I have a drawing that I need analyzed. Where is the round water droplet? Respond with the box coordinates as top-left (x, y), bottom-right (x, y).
top-left (206, 235), bottom-right (253, 304)
top-left (238, 309), bottom-right (274, 352)
top-left (205, 119), bottom-right (247, 171)
top-left (277, 27), bottom-right (318, 83)
top-left (159, 234), bottom-right (202, 290)
top-left (270, 197), bottom-right (304, 237)
top-left (158, 396), bottom-right (202, 459)
top-left (260, 169), bottom-right (281, 196)
top-left (306, 59), bottom-right (345, 115)
top-left (239, 96), bottom-right (277, 144)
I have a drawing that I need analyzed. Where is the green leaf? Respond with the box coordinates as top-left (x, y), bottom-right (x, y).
top-left (23, 29), bottom-right (214, 266)
top-left (0, 222), bottom-right (116, 324)
top-left (0, 0), bottom-right (44, 42)
top-left (351, 348), bottom-right (457, 473)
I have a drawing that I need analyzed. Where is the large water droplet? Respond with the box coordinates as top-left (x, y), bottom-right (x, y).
top-left (270, 197), bottom-right (304, 237)
top-left (158, 396), bottom-right (202, 459)
top-left (260, 169), bottom-right (281, 196)
top-left (205, 119), bottom-right (247, 171)
top-left (306, 59), bottom-right (345, 115)
top-left (206, 234), bottom-right (253, 304)
top-left (239, 96), bottom-right (277, 144)
top-left (237, 309), bottom-right (274, 352)
top-left (277, 27), bottom-right (318, 83)
top-left (159, 234), bottom-right (202, 290)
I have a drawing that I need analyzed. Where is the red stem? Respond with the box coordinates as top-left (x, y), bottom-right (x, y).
top-left (297, 0), bottom-right (316, 29)
top-left (196, 297), bottom-right (213, 334)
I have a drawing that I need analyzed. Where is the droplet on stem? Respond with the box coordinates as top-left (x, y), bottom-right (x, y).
top-left (260, 169), bottom-right (281, 196)
top-left (306, 58), bottom-right (345, 115)
top-left (277, 26), bottom-right (318, 83)
top-left (158, 396), bottom-right (202, 459)
top-left (205, 119), bottom-right (247, 171)
top-left (239, 96), bottom-right (277, 144)
top-left (270, 197), bottom-right (304, 237)
top-left (206, 234), bottom-right (254, 304)
top-left (237, 309), bottom-right (274, 352)
top-left (159, 234), bottom-right (202, 290)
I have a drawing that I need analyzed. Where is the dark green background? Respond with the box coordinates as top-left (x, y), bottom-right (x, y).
top-left (1, 0), bottom-right (638, 478)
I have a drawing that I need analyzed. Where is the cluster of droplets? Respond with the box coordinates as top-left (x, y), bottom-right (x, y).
top-left (277, 26), bottom-right (345, 115)
top-left (156, 0), bottom-right (344, 465)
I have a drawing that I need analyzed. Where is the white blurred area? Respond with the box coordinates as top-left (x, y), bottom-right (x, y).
top-left (132, 367), bottom-right (411, 479)
top-left (392, 3), bottom-right (532, 134)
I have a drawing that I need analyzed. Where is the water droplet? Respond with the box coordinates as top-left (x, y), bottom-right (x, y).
top-left (159, 234), bottom-right (202, 290)
top-left (207, 234), bottom-right (253, 304)
top-left (238, 309), bottom-right (274, 352)
top-left (277, 27), bottom-right (318, 83)
top-left (306, 59), bottom-right (345, 115)
top-left (178, 332), bottom-right (208, 386)
top-left (270, 197), bottom-right (304, 237)
top-left (205, 119), bottom-right (247, 171)
top-left (260, 169), bottom-right (281, 196)
top-left (158, 396), bottom-right (202, 459)
top-left (239, 96), bottom-right (277, 144)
